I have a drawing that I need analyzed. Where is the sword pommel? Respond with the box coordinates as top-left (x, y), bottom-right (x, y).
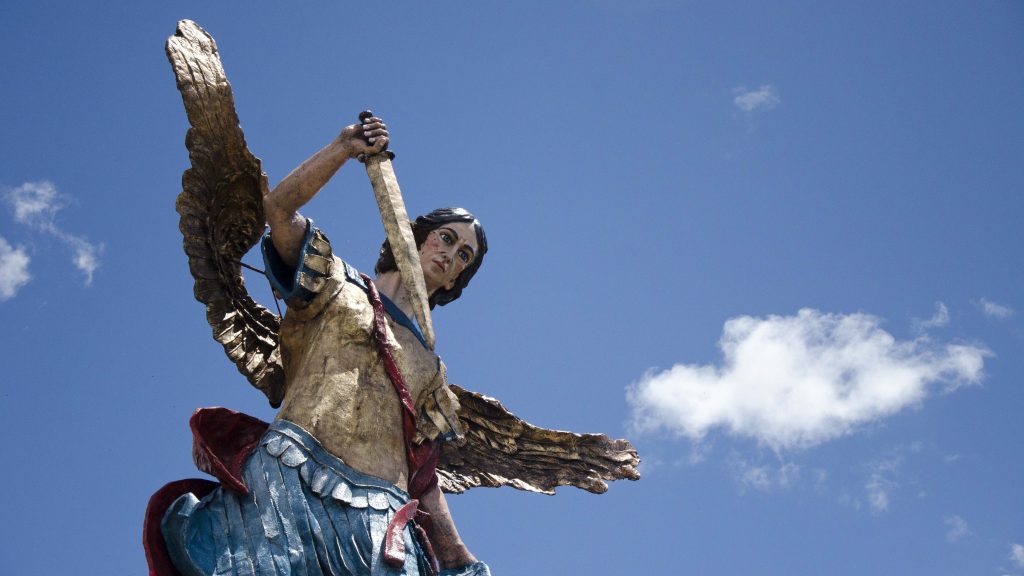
top-left (356, 109), bottom-right (394, 162)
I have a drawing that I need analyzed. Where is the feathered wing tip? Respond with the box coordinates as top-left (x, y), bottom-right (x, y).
top-left (439, 384), bottom-right (641, 495)
top-left (166, 19), bottom-right (286, 407)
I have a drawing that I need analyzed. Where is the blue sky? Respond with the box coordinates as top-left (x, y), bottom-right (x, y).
top-left (1, 2), bottom-right (1022, 574)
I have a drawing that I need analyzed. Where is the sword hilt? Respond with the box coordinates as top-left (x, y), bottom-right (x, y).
top-left (357, 110), bottom-right (394, 163)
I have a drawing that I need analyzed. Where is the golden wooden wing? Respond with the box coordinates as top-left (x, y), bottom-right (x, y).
top-left (439, 384), bottom-right (640, 495)
top-left (166, 20), bottom-right (285, 407)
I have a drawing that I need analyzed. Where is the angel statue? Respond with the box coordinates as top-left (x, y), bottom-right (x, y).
top-left (144, 20), bottom-right (640, 576)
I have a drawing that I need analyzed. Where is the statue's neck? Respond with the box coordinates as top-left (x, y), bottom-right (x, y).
top-left (373, 270), bottom-right (430, 349)
top-left (374, 270), bottom-right (415, 319)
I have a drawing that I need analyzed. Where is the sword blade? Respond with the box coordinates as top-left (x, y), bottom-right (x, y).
top-left (363, 154), bottom-right (436, 350)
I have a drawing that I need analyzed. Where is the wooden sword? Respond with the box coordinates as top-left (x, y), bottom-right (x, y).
top-left (357, 110), bottom-right (436, 350)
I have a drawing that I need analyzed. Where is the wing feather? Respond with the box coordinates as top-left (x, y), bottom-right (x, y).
top-left (166, 20), bottom-right (286, 407)
top-left (438, 384), bottom-right (641, 495)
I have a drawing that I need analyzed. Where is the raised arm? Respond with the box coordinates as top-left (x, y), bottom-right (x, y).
top-left (263, 115), bottom-right (389, 267)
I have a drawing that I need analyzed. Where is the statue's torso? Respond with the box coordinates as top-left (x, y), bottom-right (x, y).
top-left (276, 265), bottom-right (446, 491)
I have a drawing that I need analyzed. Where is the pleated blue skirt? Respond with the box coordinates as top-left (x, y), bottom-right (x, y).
top-left (162, 420), bottom-right (431, 576)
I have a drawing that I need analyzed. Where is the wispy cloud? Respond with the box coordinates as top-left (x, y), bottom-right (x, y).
top-left (977, 298), bottom-right (1015, 320)
top-left (733, 84), bottom-right (780, 112)
top-left (1011, 543), bottom-right (1024, 568)
top-left (811, 468), bottom-right (829, 493)
top-left (864, 476), bottom-right (891, 513)
top-left (913, 302), bottom-right (950, 333)
top-left (735, 460), bottom-right (800, 492)
top-left (68, 236), bottom-right (100, 285)
top-left (0, 236), bottom-right (31, 300)
top-left (10, 181), bottom-right (61, 225)
top-left (864, 457), bottom-right (900, 514)
top-left (5, 181), bottom-right (101, 285)
top-left (627, 309), bottom-right (989, 451)
top-left (944, 515), bottom-right (970, 542)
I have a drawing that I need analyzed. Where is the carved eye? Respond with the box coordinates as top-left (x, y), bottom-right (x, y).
top-left (440, 231), bottom-right (453, 245)
top-left (458, 249), bottom-right (470, 263)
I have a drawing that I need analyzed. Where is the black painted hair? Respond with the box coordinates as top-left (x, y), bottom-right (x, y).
top-left (374, 207), bottom-right (488, 308)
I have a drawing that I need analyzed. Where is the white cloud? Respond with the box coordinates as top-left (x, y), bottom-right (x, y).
top-left (913, 301), bottom-right (949, 332)
top-left (5, 181), bottom-right (101, 285)
top-left (736, 460), bottom-right (800, 492)
top-left (944, 515), bottom-right (970, 542)
top-left (838, 492), bottom-right (859, 510)
top-left (733, 84), bottom-right (780, 112)
top-left (978, 298), bottom-right (1015, 320)
top-left (739, 465), bottom-right (771, 491)
top-left (627, 308), bottom-right (989, 451)
top-left (8, 180), bottom-right (62, 227)
top-left (0, 236), bottom-right (31, 300)
top-left (865, 477), bottom-right (891, 513)
top-left (685, 442), bottom-right (712, 465)
top-left (1011, 543), bottom-right (1024, 568)
top-left (69, 237), bottom-right (99, 285)
top-left (864, 457), bottom-right (899, 514)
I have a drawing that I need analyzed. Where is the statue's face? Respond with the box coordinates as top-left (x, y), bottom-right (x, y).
top-left (418, 221), bottom-right (479, 294)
